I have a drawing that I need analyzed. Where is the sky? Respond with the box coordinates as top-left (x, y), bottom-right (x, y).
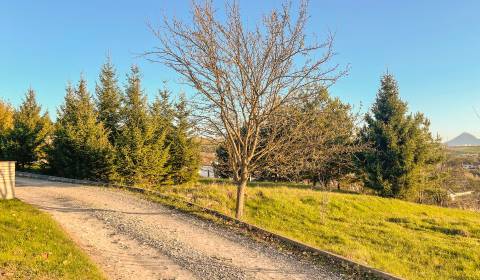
top-left (2, 0), bottom-right (480, 141)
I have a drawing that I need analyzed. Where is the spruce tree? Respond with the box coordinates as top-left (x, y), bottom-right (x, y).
top-left (116, 66), bottom-right (170, 186)
top-left (212, 144), bottom-right (232, 179)
top-left (150, 89), bottom-right (174, 183)
top-left (49, 78), bottom-right (114, 181)
top-left (359, 74), bottom-right (444, 198)
top-left (150, 89), bottom-right (174, 136)
top-left (9, 88), bottom-right (52, 169)
top-left (167, 95), bottom-right (200, 184)
top-left (95, 58), bottom-right (122, 144)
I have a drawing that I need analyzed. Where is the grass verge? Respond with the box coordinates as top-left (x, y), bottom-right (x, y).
top-left (0, 199), bottom-right (105, 280)
top-left (148, 180), bottom-right (480, 280)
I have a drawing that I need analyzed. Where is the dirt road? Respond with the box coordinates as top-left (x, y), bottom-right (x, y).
top-left (15, 177), bottom-right (345, 280)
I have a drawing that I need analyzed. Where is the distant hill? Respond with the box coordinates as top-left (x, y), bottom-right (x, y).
top-left (445, 132), bottom-right (480, 147)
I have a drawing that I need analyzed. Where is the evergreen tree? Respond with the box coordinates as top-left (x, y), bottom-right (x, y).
top-left (358, 74), bottom-right (444, 198)
top-left (116, 66), bottom-right (170, 186)
top-left (150, 89), bottom-right (174, 183)
top-left (150, 89), bottom-right (174, 136)
top-left (212, 143), bottom-right (233, 179)
top-left (167, 95), bottom-right (200, 184)
top-left (49, 78), bottom-right (114, 181)
top-left (9, 88), bottom-right (52, 169)
top-left (95, 58), bottom-right (122, 144)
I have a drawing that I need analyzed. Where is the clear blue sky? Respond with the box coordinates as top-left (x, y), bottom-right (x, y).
top-left (2, 0), bottom-right (480, 141)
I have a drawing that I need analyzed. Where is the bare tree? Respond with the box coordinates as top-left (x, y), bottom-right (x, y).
top-left (146, 0), bottom-right (346, 219)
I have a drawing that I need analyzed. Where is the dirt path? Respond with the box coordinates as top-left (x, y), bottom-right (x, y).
top-left (15, 177), bottom-right (345, 280)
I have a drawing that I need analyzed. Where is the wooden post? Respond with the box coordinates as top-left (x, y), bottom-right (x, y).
top-left (0, 161), bottom-right (15, 200)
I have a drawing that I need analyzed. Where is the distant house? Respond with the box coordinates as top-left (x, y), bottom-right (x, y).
top-left (461, 163), bottom-right (480, 170)
top-left (462, 163), bottom-right (477, 170)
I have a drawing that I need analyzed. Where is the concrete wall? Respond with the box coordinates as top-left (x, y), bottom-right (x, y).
top-left (0, 161), bottom-right (15, 199)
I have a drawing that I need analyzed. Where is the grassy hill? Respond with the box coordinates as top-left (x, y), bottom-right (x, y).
top-left (0, 199), bottom-right (105, 279)
top-left (154, 180), bottom-right (480, 280)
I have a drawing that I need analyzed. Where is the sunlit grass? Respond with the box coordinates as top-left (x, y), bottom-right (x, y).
top-left (447, 145), bottom-right (480, 156)
top-left (155, 181), bottom-right (480, 280)
top-left (0, 199), bottom-right (105, 280)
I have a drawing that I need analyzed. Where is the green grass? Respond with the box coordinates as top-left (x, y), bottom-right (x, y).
top-left (0, 199), bottom-right (105, 280)
top-left (154, 181), bottom-right (480, 280)
top-left (447, 146), bottom-right (480, 156)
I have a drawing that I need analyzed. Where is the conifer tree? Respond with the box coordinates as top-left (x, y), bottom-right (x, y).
top-left (150, 89), bottom-right (174, 136)
top-left (9, 88), bottom-right (52, 169)
top-left (116, 66), bottom-right (170, 186)
top-left (212, 144), bottom-right (232, 179)
top-left (95, 58), bottom-right (122, 144)
top-left (359, 74), bottom-right (444, 198)
top-left (166, 95), bottom-right (200, 184)
top-left (150, 89), bottom-right (174, 183)
top-left (49, 78), bottom-right (114, 181)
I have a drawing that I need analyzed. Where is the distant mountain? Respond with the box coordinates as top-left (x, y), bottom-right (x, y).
top-left (445, 132), bottom-right (480, 147)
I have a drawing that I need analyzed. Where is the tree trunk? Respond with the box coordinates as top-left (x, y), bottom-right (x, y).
top-left (235, 177), bottom-right (247, 219)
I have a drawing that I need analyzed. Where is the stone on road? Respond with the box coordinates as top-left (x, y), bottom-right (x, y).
top-left (15, 177), bottom-right (345, 280)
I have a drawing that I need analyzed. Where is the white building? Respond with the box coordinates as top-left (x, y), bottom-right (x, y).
top-left (199, 165), bottom-right (215, 178)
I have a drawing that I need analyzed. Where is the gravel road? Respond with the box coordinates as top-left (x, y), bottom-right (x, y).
top-left (15, 177), bottom-right (346, 280)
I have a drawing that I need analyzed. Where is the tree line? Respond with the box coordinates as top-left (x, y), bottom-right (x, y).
top-left (0, 60), bottom-right (200, 186)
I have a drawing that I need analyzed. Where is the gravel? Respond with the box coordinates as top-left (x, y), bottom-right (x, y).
top-left (16, 177), bottom-right (347, 280)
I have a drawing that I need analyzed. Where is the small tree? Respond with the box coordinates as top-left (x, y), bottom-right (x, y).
top-left (96, 57), bottom-right (122, 144)
top-left (147, 1), bottom-right (345, 218)
top-left (0, 99), bottom-right (14, 159)
top-left (49, 78), bottom-right (114, 181)
top-left (9, 88), bottom-right (52, 169)
top-left (213, 87), bottom-right (364, 186)
top-left (358, 74), bottom-right (444, 198)
top-left (212, 144), bottom-right (233, 179)
top-left (265, 87), bottom-right (365, 187)
top-left (116, 66), bottom-right (170, 186)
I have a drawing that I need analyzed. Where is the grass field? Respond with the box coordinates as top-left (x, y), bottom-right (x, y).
top-left (0, 199), bottom-right (105, 280)
top-left (446, 145), bottom-right (480, 156)
top-left (153, 180), bottom-right (480, 280)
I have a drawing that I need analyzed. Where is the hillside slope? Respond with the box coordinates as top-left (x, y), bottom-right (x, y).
top-left (156, 180), bottom-right (480, 280)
